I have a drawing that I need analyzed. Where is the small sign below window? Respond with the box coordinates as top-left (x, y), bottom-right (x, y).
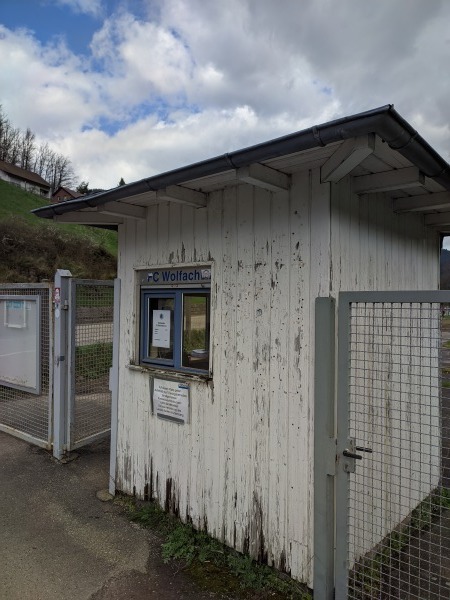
top-left (151, 377), bottom-right (190, 424)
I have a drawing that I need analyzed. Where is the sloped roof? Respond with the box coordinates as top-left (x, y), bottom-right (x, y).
top-left (52, 186), bottom-right (82, 199)
top-left (32, 105), bottom-right (450, 233)
top-left (0, 160), bottom-right (50, 188)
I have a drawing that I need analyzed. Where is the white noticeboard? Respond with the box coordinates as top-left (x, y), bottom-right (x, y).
top-left (0, 295), bottom-right (41, 394)
top-left (151, 378), bottom-right (190, 424)
top-left (152, 309), bottom-right (171, 348)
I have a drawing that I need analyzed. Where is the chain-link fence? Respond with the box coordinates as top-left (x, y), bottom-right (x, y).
top-left (0, 283), bottom-right (53, 447)
top-left (68, 280), bottom-right (114, 448)
top-left (340, 299), bottom-right (449, 599)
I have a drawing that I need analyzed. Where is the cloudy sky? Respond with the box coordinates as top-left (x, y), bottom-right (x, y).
top-left (1, 0), bottom-right (450, 191)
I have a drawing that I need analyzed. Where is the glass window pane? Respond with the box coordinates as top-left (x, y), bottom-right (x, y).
top-left (182, 294), bottom-right (209, 370)
top-left (147, 297), bottom-right (175, 361)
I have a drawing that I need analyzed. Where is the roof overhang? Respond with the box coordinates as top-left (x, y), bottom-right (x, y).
top-left (32, 105), bottom-right (450, 234)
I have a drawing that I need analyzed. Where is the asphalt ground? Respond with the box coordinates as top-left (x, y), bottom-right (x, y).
top-left (0, 433), bottom-right (225, 600)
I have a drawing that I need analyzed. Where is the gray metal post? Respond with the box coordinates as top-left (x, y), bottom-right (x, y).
top-left (313, 297), bottom-right (336, 600)
top-left (52, 269), bottom-right (72, 460)
top-left (109, 278), bottom-right (121, 495)
top-left (335, 293), bottom-right (351, 600)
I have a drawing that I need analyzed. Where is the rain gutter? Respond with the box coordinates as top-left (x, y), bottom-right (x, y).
top-left (32, 104), bottom-right (450, 221)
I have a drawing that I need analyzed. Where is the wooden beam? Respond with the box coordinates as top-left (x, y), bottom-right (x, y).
top-left (156, 185), bottom-right (207, 207)
top-left (100, 201), bottom-right (146, 220)
top-left (54, 212), bottom-right (123, 225)
top-left (424, 212), bottom-right (450, 227)
top-left (237, 163), bottom-right (290, 191)
top-left (352, 167), bottom-right (425, 194)
top-left (393, 191), bottom-right (450, 213)
top-left (321, 134), bottom-right (375, 183)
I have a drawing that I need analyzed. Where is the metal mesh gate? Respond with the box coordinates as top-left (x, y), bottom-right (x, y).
top-left (336, 293), bottom-right (450, 600)
top-left (68, 279), bottom-right (114, 449)
top-left (0, 284), bottom-right (53, 447)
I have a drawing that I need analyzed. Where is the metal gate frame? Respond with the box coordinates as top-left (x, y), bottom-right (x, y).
top-left (0, 282), bottom-right (54, 448)
top-left (53, 271), bottom-right (118, 459)
top-left (314, 291), bottom-right (450, 599)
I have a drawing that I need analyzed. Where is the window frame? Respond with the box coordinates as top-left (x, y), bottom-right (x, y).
top-left (140, 287), bottom-right (211, 375)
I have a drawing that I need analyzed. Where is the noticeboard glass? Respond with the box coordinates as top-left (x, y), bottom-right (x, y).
top-left (0, 295), bottom-right (41, 394)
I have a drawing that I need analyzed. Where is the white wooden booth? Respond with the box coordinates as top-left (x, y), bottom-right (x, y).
top-left (34, 106), bottom-right (450, 587)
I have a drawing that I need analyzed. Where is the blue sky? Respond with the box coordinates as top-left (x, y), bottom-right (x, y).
top-left (1, 0), bottom-right (450, 202)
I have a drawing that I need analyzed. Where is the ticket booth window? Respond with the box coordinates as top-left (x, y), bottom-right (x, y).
top-left (140, 286), bottom-right (210, 374)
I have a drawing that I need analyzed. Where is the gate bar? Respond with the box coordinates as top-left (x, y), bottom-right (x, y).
top-left (53, 269), bottom-right (72, 460)
top-left (313, 297), bottom-right (336, 600)
top-left (109, 278), bottom-right (121, 495)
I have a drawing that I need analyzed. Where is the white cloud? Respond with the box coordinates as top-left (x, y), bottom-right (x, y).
top-left (1, 0), bottom-right (450, 188)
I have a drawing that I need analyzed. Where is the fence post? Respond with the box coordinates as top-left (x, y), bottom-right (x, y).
top-left (109, 277), bottom-right (121, 495)
top-left (52, 269), bottom-right (72, 460)
top-left (313, 297), bottom-right (336, 599)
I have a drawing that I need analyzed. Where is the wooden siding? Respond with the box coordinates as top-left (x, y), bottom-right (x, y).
top-left (115, 168), bottom-right (440, 585)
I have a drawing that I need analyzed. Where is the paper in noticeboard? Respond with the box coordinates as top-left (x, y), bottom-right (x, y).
top-left (152, 309), bottom-right (171, 348)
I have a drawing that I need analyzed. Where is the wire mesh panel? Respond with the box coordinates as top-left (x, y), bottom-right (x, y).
top-left (340, 298), bottom-right (450, 600)
top-left (69, 280), bottom-right (114, 448)
top-left (0, 284), bottom-right (53, 447)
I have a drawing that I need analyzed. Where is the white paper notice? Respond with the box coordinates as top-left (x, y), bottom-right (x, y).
top-left (152, 309), bottom-right (171, 348)
top-left (152, 378), bottom-right (190, 424)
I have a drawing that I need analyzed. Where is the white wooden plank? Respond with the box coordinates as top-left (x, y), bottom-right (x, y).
top-left (353, 167), bottom-right (425, 194)
top-left (321, 134), bottom-right (375, 183)
top-left (54, 212), bottom-right (123, 225)
top-left (233, 184), bottom-right (255, 553)
top-left (220, 185), bottom-right (238, 548)
top-left (251, 186), bottom-right (272, 565)
top-left (393, 191), bottom-right (450, 213)
top-left (101, 201), bottom-right (147, 220)
top-left (237, 163), bottom-right (290, 191)
top-left (204, 189), bottom-right (224, 538)
top-left (424, 211), bottom-right (450, 227)
top-left (267, 185), bottom-right (290, 569)
top-left (157, 184), bottom-right (207, 207)
top-left (287, 169), bottom-right (313, 582)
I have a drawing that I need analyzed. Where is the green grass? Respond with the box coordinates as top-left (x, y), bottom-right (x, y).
top-left (0, 179), bottom-right (117, 256)
top-left (119, 496), bottom-right (312, 599)
top-left (75, 342), bottom-right (113, 379)
top-left (0, 180), bottom-right (117, 282)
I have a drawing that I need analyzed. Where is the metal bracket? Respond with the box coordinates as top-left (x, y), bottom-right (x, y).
top-left (342, 438), bottom-right (361, 473)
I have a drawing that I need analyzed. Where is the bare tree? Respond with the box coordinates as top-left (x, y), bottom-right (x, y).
top-left (0, 105), bottom-right (78, 191)
top-left (19, 128), bottom-right (36, 170)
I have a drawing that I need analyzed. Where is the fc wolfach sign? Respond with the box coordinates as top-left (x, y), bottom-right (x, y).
top-left (141, 266), bottom-right (211, 287)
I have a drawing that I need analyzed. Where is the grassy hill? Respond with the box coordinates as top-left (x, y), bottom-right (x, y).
top-left (0, 180), bottom-right (117, 282)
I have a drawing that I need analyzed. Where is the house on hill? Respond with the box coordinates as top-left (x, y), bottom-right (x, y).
top-left (0, 160), bottom-right (51, 198)
top-left (52, 186), bottom-right (83, 203)
top-left (33, 105), bottom-right (450, 591)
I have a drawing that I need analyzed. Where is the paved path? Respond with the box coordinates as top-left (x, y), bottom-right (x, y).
top-left (0, 433), bottom-right (226, 600)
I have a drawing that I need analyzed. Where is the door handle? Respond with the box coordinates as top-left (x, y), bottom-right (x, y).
top-left (343, 449), bottom-right (362, 460)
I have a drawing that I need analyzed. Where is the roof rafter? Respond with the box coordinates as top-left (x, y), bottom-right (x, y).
top-left (54, 212), bottom-right (123, 225)
top-left (353, 167), bottom-right (425, 194)
top-left (99, 201), bottom-right (147, 220)
top-left (237, 163), bottom-right (290, 191)
top-left (156, 185), bottom-right (207, 207)
top-left (393, 191), bottom-right (450, 213)
top-left (321, 134), bottom-right (375, 183)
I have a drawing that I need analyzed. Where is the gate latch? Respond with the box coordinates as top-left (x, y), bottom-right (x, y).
top-left (343, 439), bottom-right (361, 473)
top-left (342, 439), bottom-right (372, 473)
